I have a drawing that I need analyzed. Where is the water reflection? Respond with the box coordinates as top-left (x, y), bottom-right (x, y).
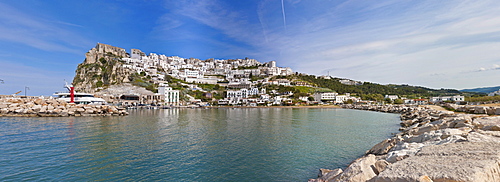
top-left (0, 108), bottom-right (399, 181)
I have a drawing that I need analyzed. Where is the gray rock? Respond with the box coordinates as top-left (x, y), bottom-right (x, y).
top-left (386, 142), bottom-right (424, 163)
top-left (76, 108), bottom-right (85, 113)
top-left (473, 116), bottom-right (500, 131)
top-left (318, 168), bottom-right (334, 178)
top-left (373, 141), bottom-right (500, 182)
top-left (367, 137), bottom-right (399, 155)
top-left (418, 175), bottom-right (433, 182)
top-left (331, 154), bottom-right (377, 182)
top-left (31, 105), bottom-right (42, 112)
top-left (410, 124), bottom-right (439, 135)
top-left (84, 109), bottom-right (95, 114)
top-left (311, 168), bottom-right (343, 182)
top-left (371, 160), bottom-right (389, 175)
top-left (474, 106), bottom-right (488, 114)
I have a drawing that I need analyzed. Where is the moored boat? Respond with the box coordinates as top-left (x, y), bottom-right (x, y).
top-left (54, 83), bottom-right (107, 105)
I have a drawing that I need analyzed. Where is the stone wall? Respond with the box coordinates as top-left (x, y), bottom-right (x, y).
top-left (84, 43), bottom-right (128, 64)
top-left (309, 104), bottom-right (500, 182)
top-left (0, 98), bottom-right (128, 117)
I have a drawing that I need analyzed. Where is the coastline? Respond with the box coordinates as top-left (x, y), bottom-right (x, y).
top-left (309, 104), bottom-right (500, 182)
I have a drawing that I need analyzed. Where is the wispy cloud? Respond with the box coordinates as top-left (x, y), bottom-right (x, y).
top-left (0, 60), bottom-right (73, 95)
top-left (474, 64), bottom-right (500, 72)
top-left (153, 0), bottom-right (500, 88)
top-left (0, 2), bottom-right (90, 54)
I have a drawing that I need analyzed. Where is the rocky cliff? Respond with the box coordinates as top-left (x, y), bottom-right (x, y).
top-left (72, 43), bottom-right (134, 93)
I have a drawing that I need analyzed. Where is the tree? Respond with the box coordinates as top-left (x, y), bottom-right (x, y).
top-left (385, 98), bottom-right (393, 104)
top-left (394, 99), bottom-right (404, 104)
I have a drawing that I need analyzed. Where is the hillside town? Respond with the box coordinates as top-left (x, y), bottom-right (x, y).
top-left (69, 43), bottom-right (470, 108)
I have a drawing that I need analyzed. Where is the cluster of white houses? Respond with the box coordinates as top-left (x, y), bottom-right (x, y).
top-left (92, 45), bottom-right (468, 107)
top-left (121, 48), bottom-right (293, 86)
top-left (116, 48), bottom-right (298, 106)
top-left (382, 95), bottom-right (465, 105)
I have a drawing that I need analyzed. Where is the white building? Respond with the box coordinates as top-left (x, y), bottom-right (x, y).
top-left (131, 49), bottom-right (146, 59)
top-left (314, 92), bottom-right (338, 101)
top-left (226, 89), bottom-right (250, 105)
top-left (158, 84), bottom-right (179, 106)
top-left (185, 70), bottom-right (201, 78)
top-left (335, 93), bottom-right (350, 104)
top-left (227, 89), bottom-right (248, 100)
top-left (488, 89), bottom-right (500, 96)
top-left (185, 77), bottom-right (218, 84)
top-left (335, 93), bottom-right (359, 104)
top-left (430, 95), bottom-right (465, 103)
top-left (384, 95), bottom-right (399, 101)
top-left (404, 99), bottom-right (428, 105)
top-left (248, 88), bottom-right (260, 96)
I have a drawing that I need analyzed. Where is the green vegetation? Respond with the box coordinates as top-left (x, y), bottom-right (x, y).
top-left (99, 57), bottom-right (107, 64)
top-left (130, 73), bottom-right (158, 93)
top-left (235, 65), bottom-right (260, 70)
top-left (197, 84), bottom-right (223, 91)
top-left (466, 95), bottom-right (500, 103)
top-left (96, 81), bottom-right (104, 87)
top-left (281, 74), bottom-right (464, 100)
top-left (394, 98), bottom-right (404, 104)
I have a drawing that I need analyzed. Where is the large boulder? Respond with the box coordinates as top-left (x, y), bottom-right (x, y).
top-left (367, 137), bottom-right (400, 155)
top-left (410, 124), bottom-right (439, 135)
top-left (386, 142), bottom-right (424, 163)
top-left (372, 141), bottom-right (500, 182)
top-left (309, 168), bottom-right (344, 182)
top-left (473, 116), bottom-right (500, 131)
top-left (371, 160), bottom-right (390, 175)
top-left (404, 128), bottom-right (470, 143)
top-left (331, 154), bottom-right (377, 182)
top-left (474, 106), bottom-right (488, 114)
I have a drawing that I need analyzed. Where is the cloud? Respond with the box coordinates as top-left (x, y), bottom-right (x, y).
top-left (473, 64), bottom-right (500, 72)
top-left (152, 0), bottom-right (500, 88)
top-left (0, 59), bottom-right (73, 96)
top-left (0, 2), bottom-right (90, 54)
top-left (275, 0), bottom-right (500, 88)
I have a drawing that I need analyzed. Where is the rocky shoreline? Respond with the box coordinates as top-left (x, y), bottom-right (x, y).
top-left (0, 98), bottom-right (128, 117)
top-left (309, 104), bottom-right (500, 182)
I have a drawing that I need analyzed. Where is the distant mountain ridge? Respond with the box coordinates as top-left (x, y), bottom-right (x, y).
top-left (460, 86), bottom-right (500, 93)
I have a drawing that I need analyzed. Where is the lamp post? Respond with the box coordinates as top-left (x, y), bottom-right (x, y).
top-left (25, 86), bottom-right (30, 97)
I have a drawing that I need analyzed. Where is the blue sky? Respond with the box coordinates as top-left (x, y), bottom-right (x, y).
top-left (1, 0), bottom-right (500, 96)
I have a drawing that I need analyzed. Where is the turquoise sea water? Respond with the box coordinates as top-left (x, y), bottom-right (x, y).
top-left (0, 108), bottom-right (399, 181)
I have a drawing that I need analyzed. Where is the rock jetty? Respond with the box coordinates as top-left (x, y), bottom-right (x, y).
top-left (309, 104), bottom-right (500, 182)
top-left (0, 97), bottom-right (128, 117)
top-left (444, 103), bottom-right (500, 115)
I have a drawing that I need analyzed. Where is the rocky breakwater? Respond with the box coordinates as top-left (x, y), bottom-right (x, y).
top-left (0, 98), bottom-right (128, 117)
top-left (309, 104), bottom-right (500, 182)
top-left (444, 103), bottom-right (500, 115)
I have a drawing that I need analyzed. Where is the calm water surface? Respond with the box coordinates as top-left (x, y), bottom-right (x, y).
top-left (0, 108), bottom-right (399, 181)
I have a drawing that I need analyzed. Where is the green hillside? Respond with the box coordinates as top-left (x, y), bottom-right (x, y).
top-left (283, 74), bottom-right (464, 98)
